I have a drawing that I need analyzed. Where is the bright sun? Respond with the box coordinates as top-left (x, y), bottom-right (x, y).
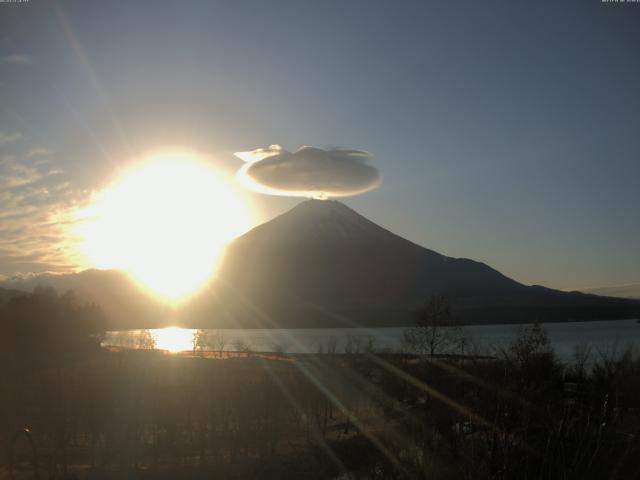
top-left (77, 153), bottom-right (252, 302)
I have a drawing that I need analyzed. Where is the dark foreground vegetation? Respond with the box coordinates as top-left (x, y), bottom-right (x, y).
top-left (2, 290), bottom-right (640, 479)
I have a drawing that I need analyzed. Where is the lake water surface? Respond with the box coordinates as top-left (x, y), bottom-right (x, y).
top-left (103, 318), bottom-right (640, 362)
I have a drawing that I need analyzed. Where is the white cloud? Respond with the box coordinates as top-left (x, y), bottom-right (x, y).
top-left (234, 145), bottom-right (381, 199)
top-left (0, 162), bottom-right (42, 189)
top-left (2, 54), bottom-right (33, 65)
top-left (0, 148), bottom-right (90, 277)
top-left (26, 147), bottom-right (52, 158)
top-left (0, 132), bottom-right (23, 146)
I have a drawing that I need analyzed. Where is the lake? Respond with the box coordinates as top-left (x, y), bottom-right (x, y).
top-left (102, 318), bottom-right (640, 362)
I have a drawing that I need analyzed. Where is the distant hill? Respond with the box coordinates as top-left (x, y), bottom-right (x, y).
top-left (1, 270), bottom-right (169, 329)
top-left (3, 200), bottom-right (639, 328)
top-left (571, 283), bottom-right (640, 300)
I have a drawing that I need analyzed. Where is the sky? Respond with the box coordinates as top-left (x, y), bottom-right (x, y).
top-left (0, 0), bottom-right (639, 290)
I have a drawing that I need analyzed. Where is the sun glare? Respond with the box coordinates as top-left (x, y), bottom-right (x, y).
top-left (152, 327), bottom-right (196, 352)
top-left (77, 153), bottom-right (252, 302)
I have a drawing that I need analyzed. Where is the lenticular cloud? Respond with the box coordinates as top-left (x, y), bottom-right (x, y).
top-left (234, 145), bottom-right (381, 199)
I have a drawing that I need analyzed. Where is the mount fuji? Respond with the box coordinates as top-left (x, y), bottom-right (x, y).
top-left (187, 200), bottom-right (640, 328)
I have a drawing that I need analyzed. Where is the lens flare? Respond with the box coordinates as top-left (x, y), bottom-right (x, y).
top-left (76, 152), bottom-right (252, 302)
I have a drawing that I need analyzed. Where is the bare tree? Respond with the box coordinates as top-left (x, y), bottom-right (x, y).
top-left (508, 321), bottom-right (553, 366)
top-left (403, 294), bottom-right (463, 356)
top-left (210, 331), bottom-right (227, 356)
top-left (137, 329), bottom-right (156, 349)
top-left (233, 338), bottom-right (251, 353)
top-left (193, 330), bottom-right (208, 354)
top-left (570, 341), bottom-right (593, 378)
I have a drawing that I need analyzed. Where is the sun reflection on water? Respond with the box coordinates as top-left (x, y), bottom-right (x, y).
top-left (152, 327), bottom-right (196, 352)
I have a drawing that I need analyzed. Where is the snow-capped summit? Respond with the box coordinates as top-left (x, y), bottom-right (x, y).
top-left (239, 199), bottom-right (407, 245)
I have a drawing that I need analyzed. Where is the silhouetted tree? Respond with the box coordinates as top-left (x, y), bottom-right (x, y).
top-left (0, 286), bottom-right (106, 371)
top-left (403, 294), bottom-right (464, 356)
top-left (193, 329), bottom-right (206, 354)
top-left (210, 330), bottom-right (227, 355)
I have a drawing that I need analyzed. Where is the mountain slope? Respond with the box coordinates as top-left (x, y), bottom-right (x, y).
top-left (190, 200), bottom-right (640, 327)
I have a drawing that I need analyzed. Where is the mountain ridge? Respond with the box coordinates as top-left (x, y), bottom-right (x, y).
top-left (2, 200), bottom-right (639, 328)
top-left (200, 200), bottom-right (639, 327)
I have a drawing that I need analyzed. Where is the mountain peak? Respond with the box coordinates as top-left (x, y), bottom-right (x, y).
top-left (287, 199), bottom-right (366, 222)
top-left (290, 198), bottom-right (354, 212)
top-left (240, 199), bottom-right (392, 245)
